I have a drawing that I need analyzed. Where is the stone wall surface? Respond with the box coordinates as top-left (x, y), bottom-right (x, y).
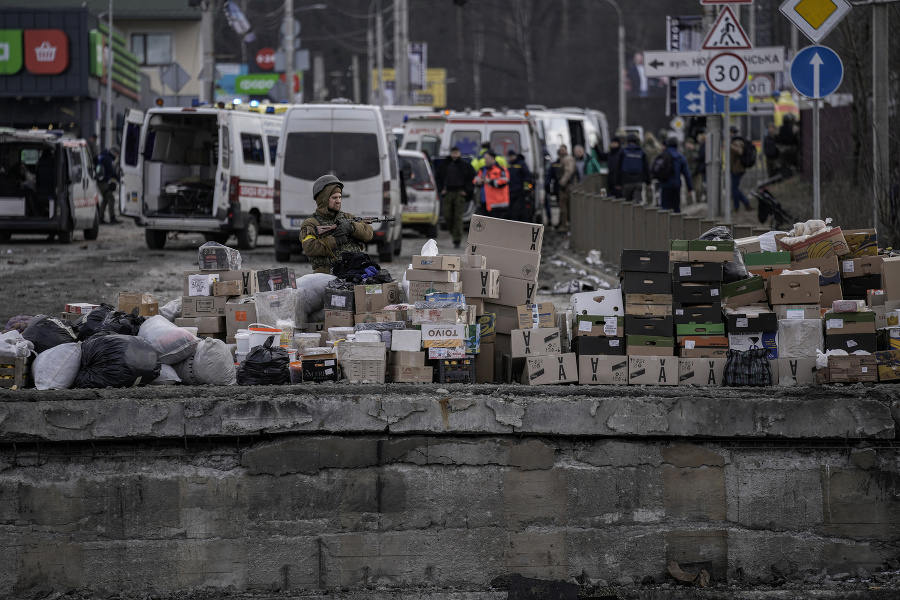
top-left (0, 384), bottom-right (898, 597)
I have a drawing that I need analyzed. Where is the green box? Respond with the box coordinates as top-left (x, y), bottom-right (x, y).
top-left (743, 251), bottom-right (791, 268)
top-left (721, 275), bottom-right (765, 297)
top-left (670, 240), bottom-right (690, 262)
top-left (822, 311), bottom-right (875, 324)
top-left (625, 335), bottom-right (675, 348)
top-left (676, 322), bottom-right (726, 336)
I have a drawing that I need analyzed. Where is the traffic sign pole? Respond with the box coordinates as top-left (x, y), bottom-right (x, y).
top-left (813, 98), bottom-right (820, 220)
top-left (724, 96), bottom-right (732, 224)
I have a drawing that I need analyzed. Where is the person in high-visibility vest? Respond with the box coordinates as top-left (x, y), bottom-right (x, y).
top-left (471, 142), bottom-right (508, 171)
top-left (472, 151), bottom-right (510, 218)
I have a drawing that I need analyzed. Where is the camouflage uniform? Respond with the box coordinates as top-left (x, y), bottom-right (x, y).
top-left (300, 182), bottom-right (374, 274)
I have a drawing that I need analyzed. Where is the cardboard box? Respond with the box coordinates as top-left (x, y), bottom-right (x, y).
top-left (624, 294), bottom-right (673, 316)
top-left (823, 354), bottom-right (878, 383)
top-left (257, 267), bottom-right (296, 292)
top-left (744, 251), bottom-right (792, 279)
top-left (626, 335), bottom-right (675, 356)
top-left (882, 257), bottom-right (900, 301)
top-left (824, 311), bottom-right (876, 335)
top-left (390, 351), bottom-right (426, 367)
top-left (722, 277), bottom-right (767, 308)
top-left (483, 302), bottom-right (519, 335)
top-left (411, 307), bottom-right (468, 325)
top-left (578, 354), bottom-right (629, 384)
top-left (735, 236), bottom-right (762, 255)
top-left (494, 276), bottom-right (538, 307)
top-left (669, 240), bottom-right (690, 262)
top-left (478, 313), bottom-right (496, 343)
top-left (673, 303), bottom-right (723, 325)
top-left (775, 358), bottom-right (817, 385)
top-left (324, 309), bottom-right (355, 329)
top-left (672, 262), bottom-right (724, 282)
top-left (516, 303), bottom-right (558, 329)
top-left (355, 312), bottom-right (391, 325)
top-left (678, 358), bottom-right (726, 386)
top-left (777, 319), bottom-right (824, 359)
top-left (725, 307), bottom-right (778, 333)
top-left (64, 302), bottom-right (101, 314)
top-left (118, 292), bottom-right (159, 317)
top-left (465, 243), bottom-right (540, 282)
top-left (621, 271), bottom-right (672, 295)
top-left (728, 332), bottom-right (778, 360)
top-left (181, 295), bottom-right (226, 318)
top-left (574, 315), bottom-right (623, 337)
top-left (354, 282), bottom-right (401, 314)
top-left (628, 356), bottom-right (678, 385)
top-left (673, 282), bottom-right (721, 305)
top-left (461, 254), bottom-right (488, 269)
top-left (212, 279), bottom-right (243, 297)
top-left (688, 240), bottom-right (735, 263)
top-left (774, 304), bottom-right (821, 320)
top-left (625, 315), bottom-right (673, 337)
top-left (841, 256), bottom-right (883, 279)
top-left (475, 342), bottom-right (495, 383)
top-left (464, 323), bottom-right (482, 354)
top-left (458, 268), bottom-right (500, 299)
top-left (679, 336), bottom-right (728, 358)
top-left (301, 354), bottom-right (340, 382)
top-left (819, 283), bottom-right (843, 307)
top-left (183, 269), bottom-right (259, 296)
top-left (324, 287), bottom-right (355, 312)
top-left (676, 323), bottom-right (726, 337)
top-left (175, 316), bottom-right (224, 334)
top-left (187, 273), bottom-right (219, 297)
top-left (467, 214), bottom-right (544, 253)
top-left (843, 228), bottom-right (878, 258)
top-left (389, 365), bottom-right (433, 383)
top-left (412, 254), bottom-right (461, 271)
top-left (620, 250), bottom-right (669, 274)
top-left (408, 281), bottom-right (463, 302)
top-left (510, 327), bottom-right (562, 357)
top-left (874, 349), bottom-right (900, 381)
top-left (841, 273), bottom-right (881, 300)
top-left (825, 333), bottom-right (877, 353)
top-left (791, 256), bottom-right (840, 287)
top-left (199, 244), bottom-right (241, 270)
top-left (523, 353), bottom-right (577, 385)
top-left (468, 298), bottom-right (485, 316)
top-left (768, 272), bottom-right (820, 305)
top-left (572, 290), bottom-right (623, 317)
top-left (421, 324), bottom-right (466, 348)
top-left (868, 289), bottom-right (886, 308)
top-left (226, 300), bottom-right (257, 339)
top-left (388, 330), bottom-right (422, 352)
top-left (406, 269), bottom-right (459, 283)
top-left (429, 347), bottom-right (467, 360)
top-left (777, 226), bottom-right (849, 261)
top-left (571, 335), bottom-right (625, 356)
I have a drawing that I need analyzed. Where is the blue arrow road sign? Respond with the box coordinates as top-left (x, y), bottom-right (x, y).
top-left (790, 45), bottom-right (843, 99)
top-left (676, 79), bottom-right (748, 116)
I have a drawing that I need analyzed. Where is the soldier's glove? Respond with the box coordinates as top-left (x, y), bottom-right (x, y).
top-left (333, 220), bottom-right (354, 245)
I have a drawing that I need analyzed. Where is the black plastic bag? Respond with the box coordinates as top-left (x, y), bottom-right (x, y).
top-left (22, 315), bottom-right (77, 353)
top-left (237, 336), bottom-right (290, 386)
top-left (98, 307), bottom-right (145, 336)
top-left (75, 332), bottom-right (160, 388)
top-left (75, 303), bottom-right (116, 341)
top-left (698, 226), bottom-right (749, 284)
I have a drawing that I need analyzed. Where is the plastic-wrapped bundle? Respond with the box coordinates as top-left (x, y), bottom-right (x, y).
top-left (75, 333), bottom-right (160, 388)
top-left (236, 337), bottom-right (289, 386)
top-left (175, 338), bottom-right (236, 385)
top-left (22, 315), bottom-right (77, 353)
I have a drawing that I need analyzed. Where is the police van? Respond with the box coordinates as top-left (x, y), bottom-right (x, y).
top-left (119, 103), bottom-right (284, 250)
top-left (0, 129), bottom-right (100, 243)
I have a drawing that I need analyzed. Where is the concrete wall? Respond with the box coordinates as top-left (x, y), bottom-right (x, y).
top-left (0, 385), bottom-right (898, 597)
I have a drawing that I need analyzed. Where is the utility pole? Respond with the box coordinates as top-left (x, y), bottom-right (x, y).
top-left (199, 0), bottom-right (214, 104)
top-left (704, 5), bottom-right (720, 220)
top-left (393, 0), bottom-right (408, 105)
top-left (105, 0), bottom-right (114, 149)
top-left (376, 3), bottom-right (384, 107)
top-left (351, 55), bottom-right (361, 103)
top-left (285, 0), bottom-right (295, 103)
top-left (367, 15), bottom-right (375, 104)
top-left (872, 3), bottom-right (889, 235)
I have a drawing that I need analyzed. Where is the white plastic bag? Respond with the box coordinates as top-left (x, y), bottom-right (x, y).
top-left (149, 364), bottom-right (182, 385)
top-left (159, 297), bottom-right (182, 322)
top-left (421, 239), bottom-right (439, 256)
top-left (254, 288), bottom-right (296, 326)
top-left (0, 330), bottom-right (34, 358)
top-left (175, 338), bottom-right (236, 385)
top-left (138, 315), bottom-right (199, 364)
top-left (33, 342), bottom-right (81, 390)
top-left (296, 273), bottom-right (337, 313)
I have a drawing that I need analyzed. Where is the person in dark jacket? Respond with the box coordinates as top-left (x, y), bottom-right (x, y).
top-left (300, 175), bottom-right (374, 274)
top-left (606, 136), bottom-right (623, 197)
top-left (657, 137), bottom-right (694, 214)
top-left (614, 133), bottom-right (651, 203)
top-left (763, 123), bottom-right (779, 178)
top-left (505, 149), bottom-right (533, 222)
top-left (95, 146), bottom-right (120, 224)
top-left (435, 146), bottom-right (476, 248)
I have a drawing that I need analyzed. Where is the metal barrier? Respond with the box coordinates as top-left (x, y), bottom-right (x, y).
top-left (569, 175), bottom-right (771, 264)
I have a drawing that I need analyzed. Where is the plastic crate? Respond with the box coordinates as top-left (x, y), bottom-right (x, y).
top-left (436, 357), bottom-right (476, 384)
top-left (0, 356), bottom-right (30, 389)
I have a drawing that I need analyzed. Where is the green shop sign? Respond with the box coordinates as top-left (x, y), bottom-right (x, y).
top-left (235, 73), bottom-right (279, 95)
top-left (0, 30), bottom-right (23, 75)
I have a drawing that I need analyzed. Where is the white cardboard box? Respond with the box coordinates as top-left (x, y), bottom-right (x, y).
top-left (390, 329), bottom-right (422, 352)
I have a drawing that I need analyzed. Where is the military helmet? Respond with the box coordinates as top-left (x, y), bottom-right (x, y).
top-left (312, 174), bottom-right (343, 198)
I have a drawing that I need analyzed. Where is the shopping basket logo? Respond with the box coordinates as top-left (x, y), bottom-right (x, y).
top-left (24, 29), bottom-right (68, 74)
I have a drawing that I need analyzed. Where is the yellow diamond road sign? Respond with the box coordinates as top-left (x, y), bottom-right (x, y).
top-left (780, 0), bottom-right (851, 44)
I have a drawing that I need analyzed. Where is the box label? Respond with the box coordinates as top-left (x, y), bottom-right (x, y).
top-left (603, 316), bottom-right (618, 336)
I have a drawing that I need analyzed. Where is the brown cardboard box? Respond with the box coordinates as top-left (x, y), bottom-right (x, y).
top-left (467, 213), bottom-right (544, 253)
top-left (183, 270), bottom-right (259, 296)
top-left (823, 354), bottom-right (878, 383)
top-left (626, 335), bottom-right (675, 356)
top-left (843, 228), bottom-right (878, 258)
top-left (522, 353), bottom-right (577, 385)
top-left (411, 306), bottom-right (468, 325)
top-left (483, 302), bottom-right (519, 335)
top-left (226, 299), bottom-right (257, 339)
top-left (624, 294), bottom-right (674, 316)
top-left (768, 272), bottom-right (820, 305)
top-left (819, 283), bottom-right (843, 307)
top-left (175, 316), bottom-right (224, 334)
top-left (465, 243), bottom-right (540, 282)
top-left (475, 342), bottom-right (495, 383)
top-left (354, 282), bottom-right (401, 314)
top-left (735, 237), bottom-right (762, 255)
top-left (722, 277), bottom-right (767, 308)
top-left (841, 256), bottom-right (883, 279)
top-left (405, 269), bottom-right (459, 283)
top-left (777, 226), bottom-right (849, 261)
top-left (407, 281), bottom-right (463, 302)
top-left (411, 255), bottom-right (461, 270)
top-left (510, 327), bottom-right (562, 357)
top-left (478, 313), bottom-right (496, 343)
top-left (355, 312), bottom-right (391, 325)
top-left (578, 355), bottom-right (628, 385)
top-left (495, 276), bottom-right (537, 307)
top-left (516, 303), bottom-right (558, 329)
top-left (118, 292), bottom-right (159, 317)
top-left (881, 256), bottom-right (900, 301)
top-left (389, 365), bottom-right (433, 383)
top-left (461, 254), bottom-right (488, 269)
top-left (324, 310), bottom-right (354, 329)
top-left (212, 279), bottom-right (243, 297)
top-left (468, 298), bottom-right (485, 316)
top-left (678, 358), bottom-right (726, 386)
top-left (628, 356), bottom-right (678, 386)
top-left (390, 351), bottom-right (426, 367)
top-left (791, 256), bottom-right (841, 287)
top-left (775, 358), bottom-right (817, 385)
top-left (458, 268), bottom-right (500, 299)
top-left (181, 295), bottom-right (226, 318)
top-left (421, 324), bottom-right (466, 348)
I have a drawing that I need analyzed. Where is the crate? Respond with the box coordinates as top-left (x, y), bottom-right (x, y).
top-left (0, 356), bottom-right (30, 389)
top-left (436, 357), bottom-right (476, 384)
top-left (340, 359), bottom-right (386, 383)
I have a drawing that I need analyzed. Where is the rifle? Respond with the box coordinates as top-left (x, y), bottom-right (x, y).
top-left (316, 216), bottom-right (396, 237)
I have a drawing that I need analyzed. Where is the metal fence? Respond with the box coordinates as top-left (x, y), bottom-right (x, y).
top-left (569, 175), bottom-right (773, 262)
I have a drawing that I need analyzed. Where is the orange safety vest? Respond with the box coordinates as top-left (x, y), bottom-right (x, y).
top-left (474, 164), bottom-right (510, 212)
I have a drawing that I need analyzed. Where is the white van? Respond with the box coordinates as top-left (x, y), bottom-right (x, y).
top-left (272, 103), bottom-right (402, 263)
top-left (400, 114), bottom-right (446, 158)
top-left (119, 105), bottom-right (284, 250)
top-left (0, 130), bottom-right (100, 243)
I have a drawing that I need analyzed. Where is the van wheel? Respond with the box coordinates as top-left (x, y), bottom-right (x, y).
top-left (84, 209), bottom-right (100, 241)
top-left (275, 250), bottom-right (291, 263)
top-left (237, 215), bottom-right (258, 250)
top-left (57, 227), bottom-right (73, 244)
top-left (378, 241), bottom-right (393, 263)
top-left (426, 223), bottom-right (438, 238)
top-left (146, 229), bottom-right (167, 249)
top-left (393, 236), bottom-right (402, 256)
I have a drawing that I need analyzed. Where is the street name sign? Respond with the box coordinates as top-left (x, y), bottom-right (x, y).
top-left (702, 6), bottom-right (753, 50)
top-left (644, 46), bottom-right (784, 78)
top-left (779, 0), bottom-right (851, 44)
top-left (677, 79), bottom-right (749, 116)
top-left (790, 45), bottom-right (843, 99)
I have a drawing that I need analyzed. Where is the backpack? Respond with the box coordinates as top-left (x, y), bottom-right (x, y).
top-left (619, 148), bottom-right (645, 175)
top-left (739, 138), bottom-right (758, 168)
top-left (651, 150), bottom-right (675, 181)
top-left (93, 154), bottom-right (111, 183)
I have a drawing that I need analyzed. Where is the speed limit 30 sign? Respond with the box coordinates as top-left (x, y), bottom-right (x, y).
top-left (705, 52), bottom-right (748, 96)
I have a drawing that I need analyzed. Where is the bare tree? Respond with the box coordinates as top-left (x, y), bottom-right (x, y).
top-left (508, 0), bottom-right (536, 103)
top-left (472, 20), bottom-right (485, 108)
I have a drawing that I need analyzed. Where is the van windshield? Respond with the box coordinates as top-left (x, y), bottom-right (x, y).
top-left (283, 132), bottom-right (380, 181)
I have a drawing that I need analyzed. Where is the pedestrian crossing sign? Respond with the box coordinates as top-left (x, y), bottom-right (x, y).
top-left (702, 6), bottom-right (753, 50)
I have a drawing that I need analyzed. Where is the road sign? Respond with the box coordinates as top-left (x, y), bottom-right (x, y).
top-left (779, 0), bottom-right (851, 44)
top-left (161, 62), bottom-right (190, 94)
top-left (643, 46), bottom-right (784, 78)
top-left (748, 103), bottom-right (775, 116)
top-left (747, 74), bottom-right (774, 98)
top-left (677, 79), bottom-right (749, 115)
top-left (705, 52), bottom-right (748, 95)
top-left (255, 48), bottom-right (275, 71)
top-left (702, 6), bottom-right (752, 50)
top-left (790, 45), bottom-right (843, 99)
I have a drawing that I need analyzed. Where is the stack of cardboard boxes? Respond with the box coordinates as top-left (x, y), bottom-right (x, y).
top-left (572, 288), bottom-right (627, 385)
top-left (179, 262), bottom-right (265, 343)
top-left (323, 279), bottom-right (400, 330)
